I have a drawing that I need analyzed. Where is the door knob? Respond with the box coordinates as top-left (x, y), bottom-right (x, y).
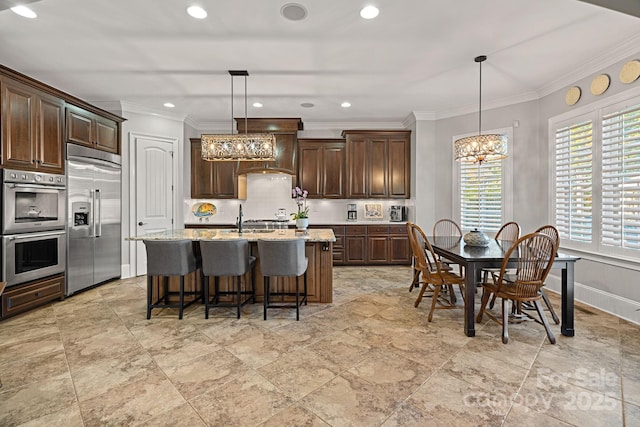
top-left (138, 221), bottom-right (146, 226)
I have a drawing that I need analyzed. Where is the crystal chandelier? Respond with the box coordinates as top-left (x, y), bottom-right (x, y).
top-left (454, 56), bottom-right (507, 164)
top-left (201, 70), bottom-right (276, 161)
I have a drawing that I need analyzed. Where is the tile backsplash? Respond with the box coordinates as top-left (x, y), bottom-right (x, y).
top-left (185, 173), bottom-right (412, 225)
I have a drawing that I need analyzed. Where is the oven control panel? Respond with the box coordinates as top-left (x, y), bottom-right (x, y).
top-left (3, 169), bottom-right (65, 187)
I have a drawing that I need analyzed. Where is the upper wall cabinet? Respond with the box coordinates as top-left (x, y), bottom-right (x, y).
top-left (342, 130), bottom-right (411, 199)
top-left (190, 138), bottom-right (239, 199)
top-left (236, 118), bottom-right (302, 175)
top-left (297, 139), bottom-right (346, 198)
top-left (1, 77), bottom-right (65, 173)
top-left (66, 104), bottom-right (119, 154)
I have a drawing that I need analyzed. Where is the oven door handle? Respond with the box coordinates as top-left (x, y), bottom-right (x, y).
top-left (7, 183), bottom-right (65, 190)
top-left (6, 230), bottom-right (66, 241)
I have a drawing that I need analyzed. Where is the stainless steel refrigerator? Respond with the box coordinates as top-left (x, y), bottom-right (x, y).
top-left (66, 143), bottom-right (122, 296)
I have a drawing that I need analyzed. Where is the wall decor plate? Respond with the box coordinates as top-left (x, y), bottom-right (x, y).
top-left (620, 59), bottom-right (640, 84)
top-left (590, 74), bottom-right (610, 96)
top-left (565, 86), bottom-right (581, 106)
top-left (192, 202), bottom-right (216, 217)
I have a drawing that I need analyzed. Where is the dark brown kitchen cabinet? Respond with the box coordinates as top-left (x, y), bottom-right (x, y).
top-left (345, 225), bottom-right (367, 264)
top-left (330, 225), bottom-right (345, 264)
top-left (338, 224), bottom-right (410, 266)
top-left (1, 77), bottom-right (65, 173)
top-left (342, 130), bottom-right (411, 199)
top-left (1, 274), bottom-right (65, 320)
top-left (297, 139), bottom-right (346, 198)
top-left (236, 118), bottom-right (302, 175)
top-left (389, 224), bottom-right (411, 264)
top-left (190, 138), bottom-right (238, 199)
top-left (66, 104), bottom-right (119, 154)
top-left (367, 225), bottom-right (390, 264)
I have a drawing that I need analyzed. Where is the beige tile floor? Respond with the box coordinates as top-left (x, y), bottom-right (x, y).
top-left (0, 266), bottom-right (638, 426)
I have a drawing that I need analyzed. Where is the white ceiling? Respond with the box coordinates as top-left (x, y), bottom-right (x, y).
top-left (1, 0), bottom-right (639, 126)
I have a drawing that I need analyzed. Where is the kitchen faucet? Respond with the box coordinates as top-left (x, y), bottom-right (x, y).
top-left (237, 204), bottom-right (243, 234)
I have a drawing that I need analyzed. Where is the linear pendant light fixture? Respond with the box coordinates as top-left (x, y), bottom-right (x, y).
top-left (201, 70), bottom-right (276, 161)
top-left (454, 55), bottom-right (507, 164)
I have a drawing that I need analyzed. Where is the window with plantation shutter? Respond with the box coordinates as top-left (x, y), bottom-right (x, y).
top-left (554, 120), bottom-right (593, 243)
top-left (601, 103), bottom-right (640, 251)
top-left (551, 92), bottom-right (640, 261)
top-left (459, 161), bottom-right (503, 232)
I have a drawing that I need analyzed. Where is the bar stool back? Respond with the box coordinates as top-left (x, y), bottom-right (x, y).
top-left (143, 239), bottom-right (200, 319)
top-left (199, 239), bottom-right (256, 319)
top-left (257, 239), bottom-right (308, 321)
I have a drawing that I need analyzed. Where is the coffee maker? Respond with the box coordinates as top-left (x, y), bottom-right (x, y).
top-left (390, 205), bottom-right (408, 222)
top-left (347, 204), bottom-right (357, 221)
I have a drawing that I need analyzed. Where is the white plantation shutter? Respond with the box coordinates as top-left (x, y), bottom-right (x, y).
top-left (460, 160), bottom-right (503, 232)
top-left (554, 120), bottom-right (593, 243)
top-left (601, 104), bottom-right (640, 250)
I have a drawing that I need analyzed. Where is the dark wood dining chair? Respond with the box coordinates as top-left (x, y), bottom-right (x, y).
top-left (408, 222), bottom-right (465, 322)
top-left (433, 219), bottom-right (464, 275)
top-left (480, 221), bottom-right (520, 289)
top-left (476, 232), bottom-right (558, 344)
top-left (406, 222), bottom-right (451, 292)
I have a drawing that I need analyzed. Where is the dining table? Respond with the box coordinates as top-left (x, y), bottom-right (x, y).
top-left (428, 236), bottom-right (580, 338)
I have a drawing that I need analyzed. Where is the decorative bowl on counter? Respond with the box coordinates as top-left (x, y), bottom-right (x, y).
top-left (192, 202), bottom-right (216, 217)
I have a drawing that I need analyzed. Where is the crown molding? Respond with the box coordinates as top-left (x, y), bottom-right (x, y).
top-left (538, 34), bottom-right (640, 98)
top-left (117, 101), bottom-right (187, 122)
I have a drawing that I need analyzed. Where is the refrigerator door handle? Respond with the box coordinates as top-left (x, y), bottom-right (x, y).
top-left (90, 189), bottom-right (96, 237)
top-left (96, 189), bottom-right (102, 237)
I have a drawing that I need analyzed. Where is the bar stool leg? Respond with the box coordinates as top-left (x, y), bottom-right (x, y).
top-left (179, 276), bottom-right (185, 320)
top-left (236, 276), bottom-right (241, 319)
top-left (295, 275), bottom-right (300, 321)
top-left (204, 276), bottom-right (210, 319)
top-left (147, 275), bottom-right (153, 319)
top-left (263, 276), bottom-right (269, 320)
top-left (304, 272), bottom-right (308, 305)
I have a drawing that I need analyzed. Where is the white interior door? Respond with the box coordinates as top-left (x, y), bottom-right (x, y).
top-left (133, 135), bottom-right (176, 276)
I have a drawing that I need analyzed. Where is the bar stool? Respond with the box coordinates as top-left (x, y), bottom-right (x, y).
top-left (143, 239), bottom-right (201, 319)
top-left (257, 239), bottom-right (308, 321)
top-left (199, 239), bottom-right (256, 319)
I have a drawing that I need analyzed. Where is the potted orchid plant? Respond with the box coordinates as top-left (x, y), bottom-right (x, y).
top-left (291, 186), bottom-right (309, 229)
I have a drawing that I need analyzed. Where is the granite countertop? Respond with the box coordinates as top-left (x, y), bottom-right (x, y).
top-left (128, 228), bottom-right (336, 242)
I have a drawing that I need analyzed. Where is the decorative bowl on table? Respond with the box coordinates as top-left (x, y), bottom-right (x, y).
top-left (463, 229), bottom-right (491, 247)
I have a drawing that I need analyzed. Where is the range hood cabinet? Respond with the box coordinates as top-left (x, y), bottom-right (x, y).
top-left (235, 118), bottom-right (302, 176)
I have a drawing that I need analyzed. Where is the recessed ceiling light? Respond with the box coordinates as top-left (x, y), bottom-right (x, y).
top-left (341, 102), bottom-right (351, 108)
top-left (281, 3), bottom-right (308, 21)
top-left (360, 5), bottom-right (379, 19)
top-left (253, 102), bottom-right (263, 108)
top-left (300, 102), bottom-right (315, 108)
top-left (163, 102), bottom-right (175, 108)
top-left (11, 6), bottom-right (37, 19)
top-left (187, 5), bottom-right (207, 19)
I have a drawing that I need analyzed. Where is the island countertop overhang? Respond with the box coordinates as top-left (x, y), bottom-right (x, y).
top-left (127, 228), bottom-right (336, 242)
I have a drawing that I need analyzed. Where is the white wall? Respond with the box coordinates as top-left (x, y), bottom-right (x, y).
top-left (103, 104), bottom-right (185, 278)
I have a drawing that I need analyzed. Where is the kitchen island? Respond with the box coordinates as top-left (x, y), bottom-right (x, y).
top-left (130, 228), bottom-right (335, 303)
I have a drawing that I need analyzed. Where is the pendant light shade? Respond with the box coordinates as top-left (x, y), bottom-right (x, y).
top-left (201, 70), bottom-right (276, 161)
top-left (454, 56), bottom-right (507, 164)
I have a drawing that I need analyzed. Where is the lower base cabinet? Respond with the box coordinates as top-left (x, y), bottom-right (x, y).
top-left (1, 274), bottom-right (65, 320)
top-left (326, 224), bottom-right (411, 266)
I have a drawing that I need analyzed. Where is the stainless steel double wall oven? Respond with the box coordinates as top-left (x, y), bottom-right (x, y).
top-left (1, 169), bottom-right (67, 287)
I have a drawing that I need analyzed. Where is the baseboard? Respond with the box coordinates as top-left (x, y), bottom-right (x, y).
top-left (546, 276), bottom-right (640, 326)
